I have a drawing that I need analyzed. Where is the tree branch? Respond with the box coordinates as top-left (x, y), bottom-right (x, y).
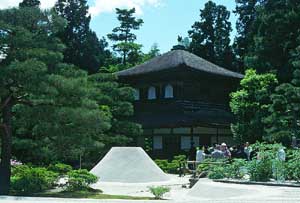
top-left (0, 96), bottom-right (12, 111)
top-left (17, 99), bottom-right (58, 107)
top-left (0, 123), bottom-right (9, 137)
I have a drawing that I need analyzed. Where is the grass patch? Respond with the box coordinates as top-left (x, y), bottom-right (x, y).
top-left (32, 189), bottom-right (154, 200)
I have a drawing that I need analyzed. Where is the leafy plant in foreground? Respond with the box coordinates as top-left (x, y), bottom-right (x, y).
top-left (149, 186), bottom-right (170, 199)
top-left (65, 169), bottom-right (98, 191)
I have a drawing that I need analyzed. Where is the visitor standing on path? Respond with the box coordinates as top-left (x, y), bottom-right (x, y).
top-left (244, 142), bottom-right (252, 161)
top-left (196, 146), bottom-right (205, 163)
top-left (220, 143), bottom-right (231, 159)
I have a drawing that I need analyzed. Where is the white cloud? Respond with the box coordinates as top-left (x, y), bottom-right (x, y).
top-left (0, 0), bottom-right (56, 9)
top-left (89, 0), bottom-right (163, 17)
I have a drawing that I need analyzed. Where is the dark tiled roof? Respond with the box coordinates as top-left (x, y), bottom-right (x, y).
top-left (117, 50), bottom-right (244, 79)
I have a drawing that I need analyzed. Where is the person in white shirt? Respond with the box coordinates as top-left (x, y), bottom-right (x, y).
top-left (244, 142), bottom-right (252, 161)
top-left (196, 146), bottom-right (205, 163)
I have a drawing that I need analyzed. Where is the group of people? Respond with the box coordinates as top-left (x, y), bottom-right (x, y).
top-left (189, 142), bottom-right (253, 163)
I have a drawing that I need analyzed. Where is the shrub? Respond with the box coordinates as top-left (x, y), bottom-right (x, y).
top-left (285, 150), bottom-right (300, 182)
top-left (246, 142), bottom-right (285, 182)
top-left (65, 169), bottom-right (98, 191)
top-left (247, 155), bottom-right (273, 182)
top-left (272, 159), bottom-right (285, 182)
top-left (149, 186), bottom-right (170, 199)
top-left (11, 165), bottom-right (58, 195)
top-left (197, 158), bottom-right (217, 173)
top-left (154, 159), bottom-right (169, 172)
top-left (207, 166), bottom-right (226, 180)
top-left (225, 159), bottom-right (247, 179)
top-left (48, 163), bottom-right (73, 175)
top-left (155, 155), bottom-right (186, 174)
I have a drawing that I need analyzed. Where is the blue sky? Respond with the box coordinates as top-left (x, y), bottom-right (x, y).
top-left (1, 0), bottom-right (237, 54)
top-left (89, 0), bottom-right (237, 53)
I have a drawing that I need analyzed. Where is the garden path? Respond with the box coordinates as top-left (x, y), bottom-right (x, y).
top-left (1, 177), bottom-right (300, 202)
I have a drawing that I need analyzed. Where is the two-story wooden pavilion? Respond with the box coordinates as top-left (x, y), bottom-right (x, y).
top-left (117, 50), bottom-right (243, 159)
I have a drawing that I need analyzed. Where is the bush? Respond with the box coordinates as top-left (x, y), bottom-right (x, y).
top-left (155, 155), bottom-right (186, 174)
top-left (11, 165), bottom-right (58, 195)
top-left (154, 159), bottom-right (169, 172)
top-left (48, 163), bottom-right (73, 175)
top-left (149, 186), bottom-right (170, 199)
top-left (65, 169), bottom-right (98, 191)
top-left (207, 166), bottom-right (226, 180)
top-left (285, 150), bottom-right (300, 182)
top-left (246, 142), bottom-right (284, 182)
top-left (225, 159), bottom-right (247, 179)
top-left (247, 153), bottom-right (273, 182)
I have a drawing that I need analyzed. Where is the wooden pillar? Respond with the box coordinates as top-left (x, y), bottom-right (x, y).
top-left (216, 127), bottom-right (219, 144)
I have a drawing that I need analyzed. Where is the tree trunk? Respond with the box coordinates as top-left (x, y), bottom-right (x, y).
top-left (123, 50), bottom-right (126, 65)
top-left (0, 101), bottom-right (12, 195)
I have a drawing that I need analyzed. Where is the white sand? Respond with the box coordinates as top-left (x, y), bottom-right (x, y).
top-left (90, 147), bottom-right (170, 183)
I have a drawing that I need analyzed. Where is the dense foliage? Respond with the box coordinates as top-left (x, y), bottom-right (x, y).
top-left (107, 8), bottom-right (143, 67)
top-left (11, 165), bottom-right (58, 195)
top-left (155, 155), bottom-right (186, 174)
top-left (65, 169), bottom-right (98, 191)
top-left (204, 143), bottom-right (290, 182)
top-left (47, 163), bottom-right (73, 176)
top-left (0, 5), bottom-right (140, 194)
top-left (188, 1), bottom-right (234, 70)
top-left (55, 0), bottom-right (111, 74)
top-left (244, 0), bottom-right (300, 82)
top-left (230, 69), bottom-right (278, 143)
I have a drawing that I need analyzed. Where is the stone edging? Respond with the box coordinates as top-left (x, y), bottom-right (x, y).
top-left (213, 179), bottom-right (300, 188)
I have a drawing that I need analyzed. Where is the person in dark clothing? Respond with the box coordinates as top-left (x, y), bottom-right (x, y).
top-left (230, 146), bottom-right (238, 158)
top-left (189, 142), bottom-right (197, 161)
top-left (204, 145), bottom-right (210, 155)
top-left (188, 142), bottom-right (197, 170)
top-left (236, 145), bottom-right (248, 160)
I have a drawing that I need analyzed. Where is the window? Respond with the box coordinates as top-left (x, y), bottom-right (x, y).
top-left (133, 88), bottom-right (140, 101)
top-left (148, 86), bottom-right (156, 100)
top-left (164, 84), bottom-right (174, 98)
top-left (181, 136), bottom-right (191, 150)
top-left (180, 136), bottom-right (200, 149)
top-left (153, 136), bottom-right (163, 150)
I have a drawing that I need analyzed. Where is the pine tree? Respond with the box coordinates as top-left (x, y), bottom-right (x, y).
top-left (245, 0), bottom-right (300, 82)
top-left (55, 0), bottom-right (110, 74)
top-left (233, 0), bottom-right (261, 72)
top-left (19, 0), bottom-right (40, 7)
top-left (0, 6), bottom-right (140, 194)
top-left (188, 1), bottom-right (233, 70)
top-left (264, 45), bottom-right (300, 144)
top-left (108, 8), bottom-right (143, 66)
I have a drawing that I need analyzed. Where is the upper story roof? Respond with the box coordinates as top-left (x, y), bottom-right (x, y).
top-left (116, 50), bottom-right (244, 79)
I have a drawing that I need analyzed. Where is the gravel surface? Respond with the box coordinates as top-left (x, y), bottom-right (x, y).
top-left (2, 177), bottom-right (300, 202)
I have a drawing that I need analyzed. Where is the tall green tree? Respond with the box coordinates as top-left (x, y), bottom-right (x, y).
top-left (19, 0), bottom-right (40, 7)
top-left (0, 6), bottom-right (66, 194)
top-left (264, 45), bottom-right (300, 144)
top-left (55, 0), bottom-right (110, 74)
top-left (188, 1), bottom-right (234, 70)
top-left (233, 0), bottom-right (261, 72)
top-left (0, 6), bottom-right (138, 194)
top-left (108, 8), bottom-right (143, 66)
top-left (245, 0), bottom-right (300, 82)
top-left (230, 69), bottom-right (278, 143)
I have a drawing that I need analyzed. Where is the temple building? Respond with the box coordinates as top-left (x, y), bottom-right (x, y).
top-left (117, 50), bottom-right (243, 159)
